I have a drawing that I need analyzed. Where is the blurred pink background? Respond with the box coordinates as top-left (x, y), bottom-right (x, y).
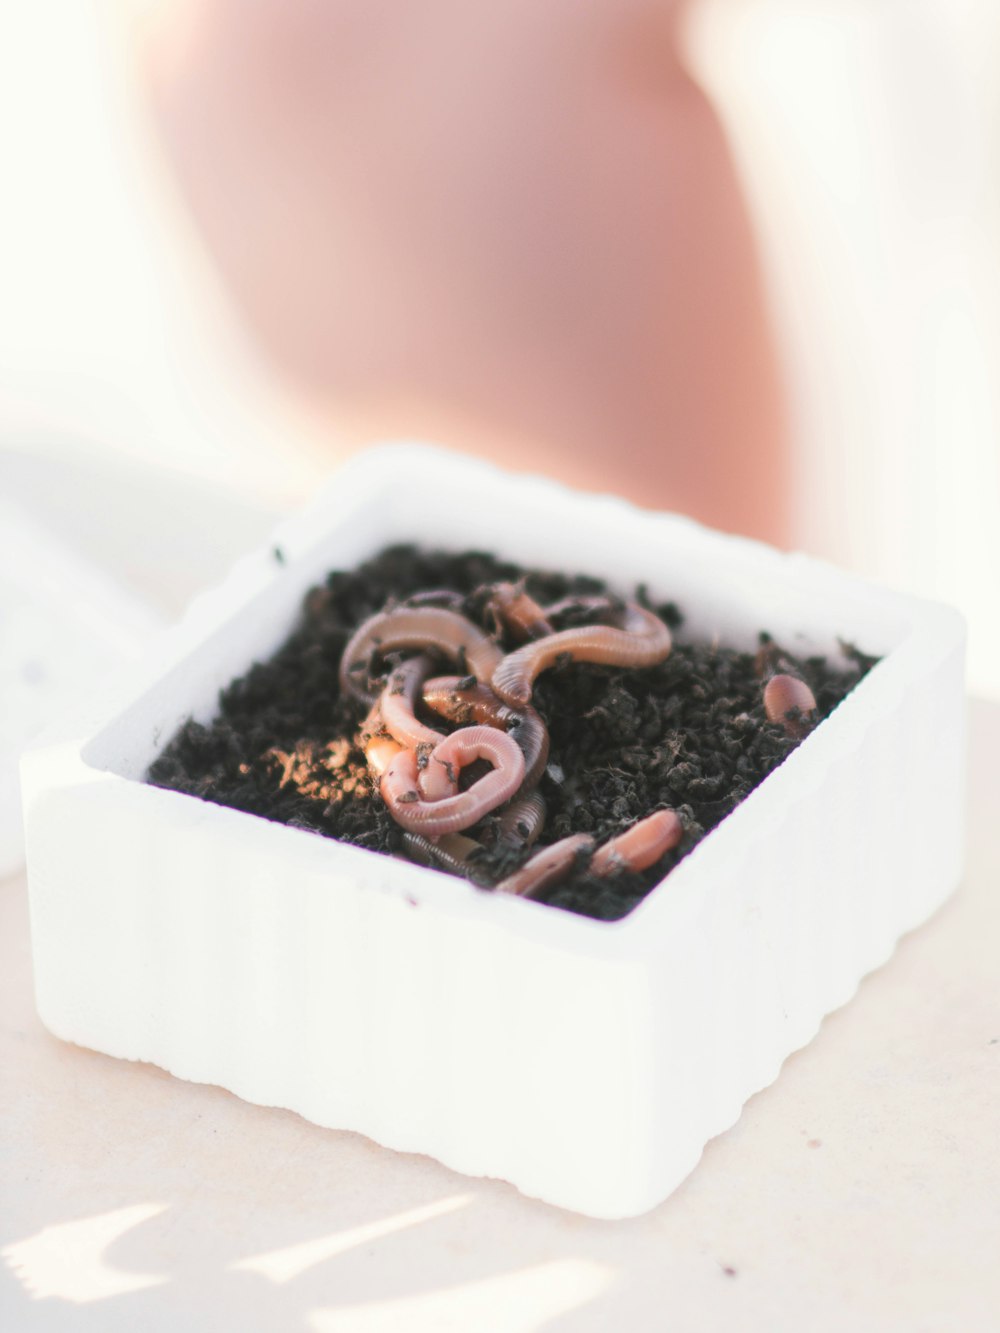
top-left (1, 0), bottom-right (998, 695)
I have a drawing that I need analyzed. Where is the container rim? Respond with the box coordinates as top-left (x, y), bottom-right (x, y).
top-left (33, 441), bottom-right (965, 963)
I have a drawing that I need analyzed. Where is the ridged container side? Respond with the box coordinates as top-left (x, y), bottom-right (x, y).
top-left (636, 619), bottom-right (965, 1208)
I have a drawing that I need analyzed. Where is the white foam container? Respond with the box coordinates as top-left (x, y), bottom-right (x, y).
top-left (21, 444), bottom-right (966, 1218)
top-left (0, 496), bottom-right (159, 879)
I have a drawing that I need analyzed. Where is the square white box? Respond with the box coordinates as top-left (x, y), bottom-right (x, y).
top-left (22, 444), bottom-right (966, 1218)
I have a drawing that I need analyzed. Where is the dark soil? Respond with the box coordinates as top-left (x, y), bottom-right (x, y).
top-left (147, 545), bottom-right (877, 920)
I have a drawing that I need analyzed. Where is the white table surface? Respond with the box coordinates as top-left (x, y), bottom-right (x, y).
top-left (1, 454), bottom-right (997, 1331)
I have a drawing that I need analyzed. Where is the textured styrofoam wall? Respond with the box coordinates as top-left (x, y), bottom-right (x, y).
top-left (22, 446), bottom-right (966, 1216)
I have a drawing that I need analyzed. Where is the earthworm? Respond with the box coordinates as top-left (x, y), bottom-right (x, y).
top-left (359, 691), bottom-right (457, 800)
top-left (379, 726), bottom-right (526, 836)
top-left (495, 834), bottom-right (595, 899)
top-left (763, 673), bottom-right (817, 739)
top-left (378, 654), bottom-right (443, 749)
top-left (422, 676), bottom-right (550, 789)
top-left (495, 789), bottom-right (547, 850)
top-left (590, 810), bottom-right (683, 876)
top-left (358, 700), bottom-right (403, 777)
top-left (417, 744), bottom-right (463, 803)
top-left (415, 721), bottom-right (526, 804)
top-left (540, 593), bottom-right (616, 623)
top-left (486, 581), bottom-right (554, 642)
top-left (364, 733), bottom-right (404, 781)
top-left (401, 831), bottom-right (486, 878)
top-left (490, 602), bottom-right (672, 708)
top-left (401, 589), bottom-right (466, 610)
top-left (402, 794), bottom-right (547, 881)
top-left (366, 658), bottom-right (459, 800)
top-left (339, 607), bottom-right (504, 705)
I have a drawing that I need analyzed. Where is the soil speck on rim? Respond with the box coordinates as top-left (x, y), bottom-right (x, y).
top-left (147, 544), bottom-right (877, 920)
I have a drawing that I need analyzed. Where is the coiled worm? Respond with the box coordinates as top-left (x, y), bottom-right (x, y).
top-left (359, 695), bottom-right (459, 800)
top-left (422, 675), bottom-right (549, 790)
top-left (379, 725), bottom-right (526, 836)
top-left (339, 607), bottom-right (504, 705)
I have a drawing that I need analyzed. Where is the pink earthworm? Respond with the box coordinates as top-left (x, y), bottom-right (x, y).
top-left (402, 793), bottom-right (547, 881)
top-left (379, 725), bottom-right (526, 836)
top-left (422, 676), bottom-right (550, 790)
top-left (362, 729), bottom-right (403, 779)
top-left (590, 810), bottom-right (683, 876)
top-left (401, 831), bottom-right (485, 878)
top-left (486, 581), bottom-right (554, 642)
top-left (417, 744), bottom-right (462, 802)
top-left (339, 607), bottom-right (504, 705)
top-left (540, 593), bottom-right (617, 622)
top-left (359, 690), bottom-right (458, 799)
top-left (378, 654), bottom-right (443, 749)
top-left (400, 589), bottom-right (466, 610)
top-left (416, 714), bottom-right (533, 805)
top-left (495, 833), bottom-right (595, 899)
top-left (357, 697), bottom-right (404, 777)
top-left (376, 655), bottom-right (460, 799)
top-left (495, 789), bottom-right (547, 850)
top-left (359, 703), bottom-right (457, 803)
top-left (763, 673), bottom-right (817, 739)
top-left (490, 602), bottom-right (672, 708)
